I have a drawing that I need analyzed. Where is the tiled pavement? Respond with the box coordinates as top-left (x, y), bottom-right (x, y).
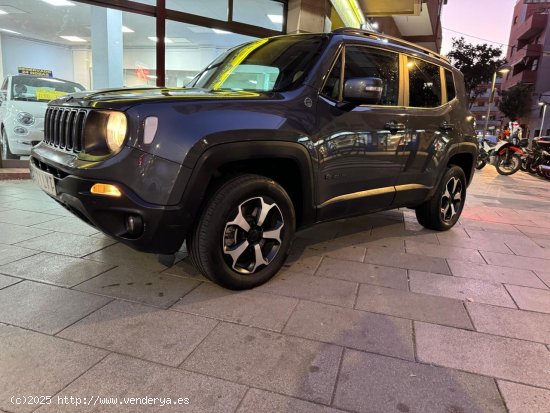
top-left (1, 168), bottom-right (550, 413)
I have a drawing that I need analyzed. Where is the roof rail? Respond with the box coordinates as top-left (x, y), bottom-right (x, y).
top-left (332, 27), bottom-right (450, 63)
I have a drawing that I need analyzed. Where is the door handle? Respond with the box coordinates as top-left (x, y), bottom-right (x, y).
top-left (440, 122), bottom-right (454, 131)
top-left (384, 121), bottom-right (405, 132)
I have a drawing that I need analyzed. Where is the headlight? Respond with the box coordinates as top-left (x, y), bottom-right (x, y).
top-left (83, 110), bottom-right (127, 157)
top-left (17, 112), bottom-right (35, 126)
top-left (106, 112), bottom-right (127, 152)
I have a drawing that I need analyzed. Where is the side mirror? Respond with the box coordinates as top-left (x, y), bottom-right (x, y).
top-left (343, 77), bottom-right (383, 105)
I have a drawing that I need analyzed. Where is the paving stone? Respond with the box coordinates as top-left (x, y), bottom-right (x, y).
top-left (86, 243), bottom-right (178, 272)
top-left (36, 353), bottom-right (247, 413)
top-left (171, 283), bottom-right (297, 332)
top-left (0, 274), bottom-right (20, 290)
top-left (0, 199), bottom-right (60, 213)
top-left (306, 243), bottom-right (367, 262)
top-left (162, 257), bottom-right (208, 282)
top-left (74, 266), bottom-right (200, 308)
top-left (460, 219), bottom-right (521, 233)
top-left (405, 240), bottom-right (486, 263)
top-left (0, 244), bottom-right (39, 265)
top-left (409, 270), bottom-right (516, 308)
top-left (31, 216), bottom-right (99, 236)
top-left (0, 281), bottom-right (111, 334)
top-left (363, 246), bottom-right (451, 275)
top-left (497, 381), bottom-right (550, 413)
top-left (481, 251), bottom-right (550, 273)
top-left (256, 271), bottom-right (358, 308)
top-left (447, 259), bottom-right (547, 288)
top-left (536, 270), bottom-right (550, 288)
top-left (356, 284), bottom-right (473, 329)
top-left (281, 255), bottom-right (323, 275)
top-left (0, 222), bottom-right (50, 244)
top-left (237, 388), bottom-right (347, 413)
top-left (59, 300), bottom-right (217, 366)
top-left (467, 302), bottom-right (550, 344)
top-left (16, 232), bottom-right (116, 257)
top-left (0, 324), bottom-right (107, 413)
top-left (515, 224), bottom-right (550, 238)
top-left (533, 238), bottom-right (550, 248)
top-left (0, 252), bottom-right (113, 287)
top-left (314, 256), bottom-right (408, 290)
top-left (333, 349), bottom-right (506, 413)
top-left (182, 323), bottom-right (342, 404)
top-left (415, 322), bottom-right (550, 389)
top-left (436, 231), bottom-right (513, 253)
top-left (0, 209), bottom-right (58, 226)
top-left (283, 300), bottom-right (414, 360)
top-left (505, 285), bottom-right (550, 314)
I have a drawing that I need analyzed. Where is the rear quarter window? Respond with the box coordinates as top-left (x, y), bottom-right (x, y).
top-left (445, 70), bottom-right (456, 101)
top-left (407, 57), bottom-right (442, 108)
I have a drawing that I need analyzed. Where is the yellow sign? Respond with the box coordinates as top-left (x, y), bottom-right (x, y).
top-left (35, 89), bottom-right (68, 101)
top-left (18, 67), bottom-right (53, 77)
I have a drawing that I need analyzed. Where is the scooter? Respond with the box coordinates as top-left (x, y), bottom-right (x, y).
top-left (476, 137), bottom-right (524, 175)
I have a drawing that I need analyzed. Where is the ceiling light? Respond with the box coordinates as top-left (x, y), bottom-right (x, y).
top-left (267, 14), bottom-right (283, 24)
top-left (0, 28), bottom-right (21, 34)
top-left (42, 0), bottom-right (75, 6)
top-left (60, 35), bottom-right (86, 42)
top-left (147, 75), bottom-right (158, 79)
top-left (371, 21), bottom-right (379, 30)
top-left (148, 37), bottom-right (173, 43)
top-left (212, 29), bottom-right (230, 34)
top-left (0, 9), bottom-right (7, 14)
top-left (122, 26), bottom-right (134, 33)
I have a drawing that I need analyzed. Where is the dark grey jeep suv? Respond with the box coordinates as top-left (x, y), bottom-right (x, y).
top-left (31, 28), bottom-right (477, 289)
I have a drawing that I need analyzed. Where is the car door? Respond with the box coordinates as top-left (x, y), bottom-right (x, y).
top-left (315, 43), bottom-right (407, 220)
top-left (393, 56), bottom-right (456, 206)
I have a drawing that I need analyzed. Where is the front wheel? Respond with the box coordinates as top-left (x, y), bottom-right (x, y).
top-left (496, 152), bottom-right (521, 175)
top-left (188, 174), bottom-right (295, 290)
top-left (475, 159), bottom-right (486, 170)
top-left (1, 129), bottom-right (18, 160)
top-left (415, 165), bottom-right (466, 231)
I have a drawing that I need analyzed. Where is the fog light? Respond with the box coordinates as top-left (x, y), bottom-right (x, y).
top-left (126, 215), bottom-right (143, 235)
top-left (90, 183), bottom-right (121, 197)
top-left (14, 126), bottom-right (28, 135)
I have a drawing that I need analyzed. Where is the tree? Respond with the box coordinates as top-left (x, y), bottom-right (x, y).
top-left (447, 37), bottom-right (506, 108)
top-left (498, 83), bottom-right (533, 122)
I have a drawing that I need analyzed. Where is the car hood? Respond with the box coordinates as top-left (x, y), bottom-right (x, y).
top-left (49, 87), bottom-right (282, 111)
top-left (7, 100), bottom-right (48, 118)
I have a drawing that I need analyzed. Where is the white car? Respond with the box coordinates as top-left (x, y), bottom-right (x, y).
top-left (0, 75), bottom-right (85, 159)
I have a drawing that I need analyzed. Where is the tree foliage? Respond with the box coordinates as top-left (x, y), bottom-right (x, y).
top-left (498, 83), bottom-right (533, 122)
top-left (447, 37), bottom-right (506, 107)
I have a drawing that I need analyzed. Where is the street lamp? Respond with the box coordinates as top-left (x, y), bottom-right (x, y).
top-left (538, 100), bottom-right (548, 137)
top-left (483, 64), bottom-right (512, 136)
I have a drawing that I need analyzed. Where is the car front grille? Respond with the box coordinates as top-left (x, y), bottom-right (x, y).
top-left (43, 106), bottom-right (88, 152)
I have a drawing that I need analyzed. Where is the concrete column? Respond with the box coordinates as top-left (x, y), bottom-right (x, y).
top-left (0, 33), bottom-right (4, 81)
top-left (91, 7), bottom-right (123, 89)
top-left (287, 0), bottom-right (331, 34)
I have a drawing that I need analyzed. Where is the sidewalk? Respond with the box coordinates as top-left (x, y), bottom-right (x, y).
top-left (0, 167), bottom-right (549, 413)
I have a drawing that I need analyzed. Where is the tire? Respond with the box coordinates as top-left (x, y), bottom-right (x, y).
top-left (496, 152), bottom-right (520, 175)
top-left (1, 129), bottom-right (17, 160)
top-left (475, 159), bottom-right (486, 170)
top-left (415, 165), bottom-right (466, 231)
top-left (188, 174), bottom-right (295, 290)
top-left (527, 159), bottom-right (540, 174)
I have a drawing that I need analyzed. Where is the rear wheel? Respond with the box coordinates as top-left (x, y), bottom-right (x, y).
top-left (415, 165), bottom-right (466, 231)
top-left (188, 174), bottom-right (295, 290)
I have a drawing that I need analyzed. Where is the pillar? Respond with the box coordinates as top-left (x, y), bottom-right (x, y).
top-left (91, 7), bottom-right (123, 89)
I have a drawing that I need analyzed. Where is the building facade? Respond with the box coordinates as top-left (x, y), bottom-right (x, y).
top-left (503, 0), bottom-right (550, 138)
top-left (471, 79), bottom-right (506, 136)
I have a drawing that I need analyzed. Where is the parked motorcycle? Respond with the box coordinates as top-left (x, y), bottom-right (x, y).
top-left (476, 137), bottom-right (524, 175)
top-left (525, 137), bottom-right (550, 176)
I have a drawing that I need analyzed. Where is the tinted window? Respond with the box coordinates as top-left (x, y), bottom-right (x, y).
top-left (321, 52), bottom-right (342, 100)
top-left (408, 57), bottom-right (442, 108)
top-left (344, 46), bottom-right (399, 106)
top-left (445, 70), bottom-right (456, 101)
top-left (1, 78), bottom-right (7, 91)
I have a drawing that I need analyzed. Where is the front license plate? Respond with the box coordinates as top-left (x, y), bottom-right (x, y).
top-left (31, 164), bottom-right (57, 197)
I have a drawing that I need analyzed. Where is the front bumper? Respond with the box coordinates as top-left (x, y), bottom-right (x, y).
top-left (30, 145), bottom-right (191, 254)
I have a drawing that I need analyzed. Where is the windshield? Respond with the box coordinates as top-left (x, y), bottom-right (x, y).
top-left (11, 76), bottom-right (85, 102)
top-left (189, 35), bottom-right (328, 92)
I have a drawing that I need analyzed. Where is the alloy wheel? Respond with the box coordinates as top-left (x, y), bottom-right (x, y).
top-left (440, 177), bottom-right (463, 223)
top-left (222, 196), bottom-right (284, 274)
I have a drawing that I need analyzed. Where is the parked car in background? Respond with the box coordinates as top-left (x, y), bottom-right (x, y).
top-left (0, 75), bottom-right (85, 159)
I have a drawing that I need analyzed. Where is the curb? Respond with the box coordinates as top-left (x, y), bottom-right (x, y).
top-left (0, 168), bottom-right (31, 180)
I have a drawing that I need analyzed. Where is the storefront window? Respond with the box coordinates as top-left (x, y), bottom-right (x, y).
top-left (165, 20), bottom-right (256, 87)
top-left (166, 0), bottom-right (229, 21)
top-left (233, 0), bottom-right (285, 31)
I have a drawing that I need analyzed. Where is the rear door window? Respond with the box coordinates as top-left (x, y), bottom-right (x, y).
top-left (407, 57), bottom-right (442, 108)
